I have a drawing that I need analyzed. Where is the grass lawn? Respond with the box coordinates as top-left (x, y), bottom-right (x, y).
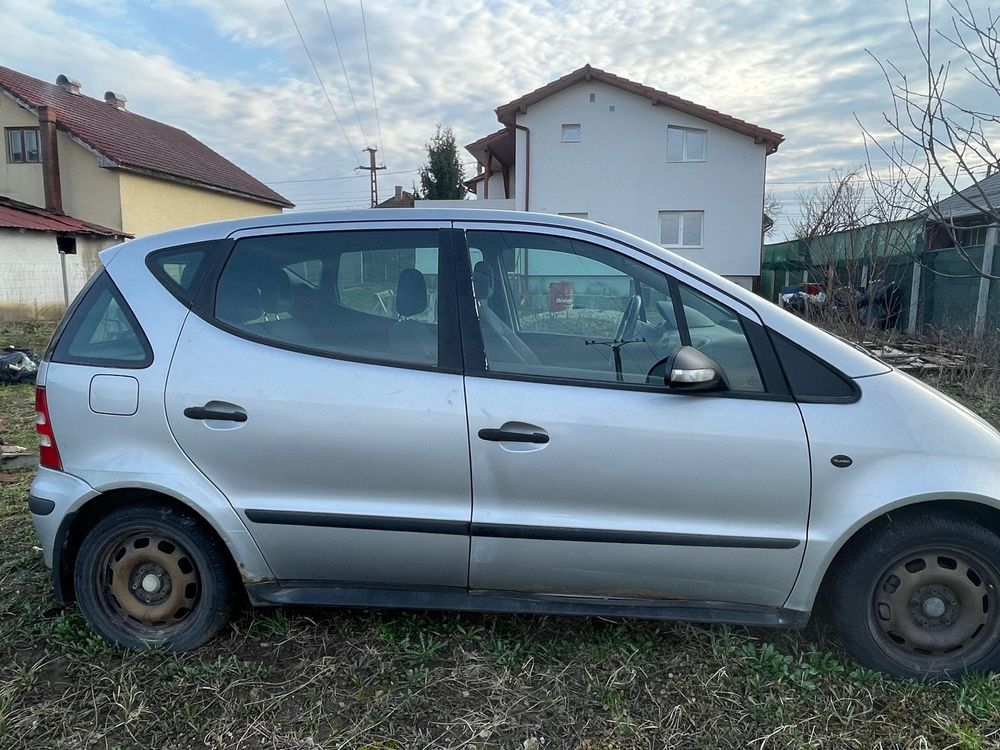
top-left (2, 321), bottom-right (1000, 748)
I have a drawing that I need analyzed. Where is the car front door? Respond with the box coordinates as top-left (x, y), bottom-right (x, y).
top-left (456, 224), bottom-right (810, 607)
top-left (164, 222), bottom-right (471, 588)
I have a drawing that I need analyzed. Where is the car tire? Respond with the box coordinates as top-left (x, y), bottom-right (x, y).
top-left (830, 512), bottom-right (1000, 679)
top-left (74, 503), bottom-right (235, 651)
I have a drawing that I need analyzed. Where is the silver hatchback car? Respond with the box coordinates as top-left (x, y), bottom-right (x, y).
top-left (28, 209), bottom-right (1000, 678)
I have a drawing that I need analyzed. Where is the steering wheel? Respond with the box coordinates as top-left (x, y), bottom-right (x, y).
top-left (615, 294), bottom-right (642, 341)
top-left (615, 295), bottom-right (642, 342)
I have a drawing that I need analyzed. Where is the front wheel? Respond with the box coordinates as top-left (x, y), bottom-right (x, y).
top-left (74, 503), bottom-right (235, 650)
top-left (830, 512), bottom-right (1000, 679)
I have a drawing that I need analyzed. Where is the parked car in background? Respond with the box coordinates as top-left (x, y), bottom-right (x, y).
top-left (28, 209), bottom-right (1000, 678)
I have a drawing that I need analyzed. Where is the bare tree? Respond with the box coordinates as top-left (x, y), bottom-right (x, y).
top-left (763, 190), bottom-right (782, 238)
top-left (860, 0), bottom-right (1000, 279)
top-left (792, 168), bottom-right (919, 332)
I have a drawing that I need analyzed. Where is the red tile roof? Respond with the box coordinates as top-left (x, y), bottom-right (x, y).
top-left (495, 65), bottom-right (784, 154)
top-left (0, 66), bottom-right (293, 208)
top-left (0, 196), bottom-right (126, 237)
top-left (375, 188), bottom-right (415, 208)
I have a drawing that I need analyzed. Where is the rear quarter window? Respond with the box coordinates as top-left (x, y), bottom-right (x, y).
top-left (49, 271), bottom-right (152, 368)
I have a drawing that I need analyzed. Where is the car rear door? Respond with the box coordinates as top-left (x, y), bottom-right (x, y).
top-left (455, 222), bottom-right (811, 608)
top-left (163, 221), bottom-right (472, 588)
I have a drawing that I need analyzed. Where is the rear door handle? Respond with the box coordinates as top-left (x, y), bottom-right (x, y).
top-left (478, 428), bottom-right (549, 444)
top-left (184, 406), bottom-right (248, 422)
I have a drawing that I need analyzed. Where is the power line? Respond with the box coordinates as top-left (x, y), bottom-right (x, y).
top-left (359, 0), bottom-right (385, 162)
top-left (323, 0), bottom-right (370, 147)
top-left (269, 162), bottom-right (476, 185)
top-left (282, 0), bottom-right (360, 164)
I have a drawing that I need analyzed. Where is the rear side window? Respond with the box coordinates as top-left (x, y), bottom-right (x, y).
top-left (50, 271), bottom-right (152, 368)
top-left (213, 229), bottom-right (442, 367)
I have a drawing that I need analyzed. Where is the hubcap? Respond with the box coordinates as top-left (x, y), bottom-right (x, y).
top-left (870, 546), bottom-right (1000, 666)
top-left (102, 533), bottom-right (200, 627)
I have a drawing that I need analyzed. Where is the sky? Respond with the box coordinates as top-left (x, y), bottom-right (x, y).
top-left (0, 0), bottom-right (991, 239)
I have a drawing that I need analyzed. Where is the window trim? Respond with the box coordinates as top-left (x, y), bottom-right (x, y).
top-left (5, 127), bottom-right (41, 164)
top-left (199, 227), bottom-right (464, 375)
top-left (659, 210), bottom-right (704, 249)
top-left (666, 125), bottom-right (707, 162)
top-left (560, 123), bottom-right (582, 143)
top-left (454, 228), bottom-right (787, 401)
top-left (48, 270), bottom-right (154, 369)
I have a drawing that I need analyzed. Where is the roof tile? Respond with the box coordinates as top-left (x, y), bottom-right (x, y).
top-left (0, 66), bottom-right (292, 208)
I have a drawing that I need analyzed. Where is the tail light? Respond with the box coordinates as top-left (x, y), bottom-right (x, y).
top-left (35, 387), bottom-right (63, 471)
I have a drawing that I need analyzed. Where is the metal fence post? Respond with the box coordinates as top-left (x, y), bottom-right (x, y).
top-left (974, 225), bottom-right (997, 338)
top-left (908, 260), bottom-right (922, 334)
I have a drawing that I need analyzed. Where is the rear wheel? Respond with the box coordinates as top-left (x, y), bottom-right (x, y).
top-left (74, 504), bottom-right (235, 650)
top-left (830, 513), bottom-right (1000, 678)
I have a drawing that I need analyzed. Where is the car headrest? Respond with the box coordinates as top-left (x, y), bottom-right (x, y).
top-left (249, 265), bottom-right (293, 313)
top-left (217, 275), bottom-right (263, 324)
top-left (473, 261), bottom-right (495, 301)
top-left (396, 268), bottom-right (428, 318)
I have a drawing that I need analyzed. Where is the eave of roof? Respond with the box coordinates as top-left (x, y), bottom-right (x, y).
top-left (0, 196), bottom-right (128, 237)
top-left (495, 64), bottom-right (784, 154)
top-left (0, 66), bottom-right (294, 208)
top-left (465, 127), bottom-right (516, 169)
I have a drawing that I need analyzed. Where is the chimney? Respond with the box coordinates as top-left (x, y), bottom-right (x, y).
top-left (395, 185), bottom-right (403, 199)
top-left (55, 74), bottom-right (81, 94)
top-left (37, 106), bottom-right (63, 215)
top-left (104, 91), bottom-right (127, 109)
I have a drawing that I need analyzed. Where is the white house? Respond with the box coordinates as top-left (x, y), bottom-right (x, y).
top-left (464, 65), bottom-right (783, 289)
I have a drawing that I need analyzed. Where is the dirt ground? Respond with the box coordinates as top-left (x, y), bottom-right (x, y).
top-left (2, 320), bottom-right (1000, 749)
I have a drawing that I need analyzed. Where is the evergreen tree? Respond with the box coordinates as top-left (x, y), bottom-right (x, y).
top-left (416, 126), bottom-right (466, 200)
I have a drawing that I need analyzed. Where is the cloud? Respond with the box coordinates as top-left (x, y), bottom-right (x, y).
top-left (1, 0), bottom-right (990, 231)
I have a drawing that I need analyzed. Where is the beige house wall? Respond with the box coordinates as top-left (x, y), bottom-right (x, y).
top-left (57, 131), bottom-right (122, 231)
top-left (0, 94), bottom-right (44, 207)
top-left (118, 171), bottom-right (281, 236)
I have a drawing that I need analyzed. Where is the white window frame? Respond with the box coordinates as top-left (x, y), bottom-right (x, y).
top-left (666, 125), bottom-right (707, 162)
top-left (659, 210), bottom-right (704, 248)
top-left (561, 124), bottom-right (582, 143)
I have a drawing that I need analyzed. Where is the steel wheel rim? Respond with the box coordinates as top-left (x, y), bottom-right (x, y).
top-left (869, 545), bottom-right (1000, 669)
top-left (98, 530), bottom-right (201, 630)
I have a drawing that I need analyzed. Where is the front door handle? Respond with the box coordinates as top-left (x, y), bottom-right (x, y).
top-left (184, 405), bottom-right (248, 422)
top-left (478, 428), bottom-right (549, 444)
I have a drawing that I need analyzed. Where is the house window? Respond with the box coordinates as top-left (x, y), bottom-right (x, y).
top-left (6, 128), bottom-right (40, 164)
top-left (561, 124), bottom-right (581, 143)
top-left (666, 126), bottom-right (706, 162)
top-left (659, 210), bottom-right (704, 248)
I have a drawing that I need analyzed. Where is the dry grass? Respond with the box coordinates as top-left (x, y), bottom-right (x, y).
top-left (3, 321), bottom-right (1000, 748)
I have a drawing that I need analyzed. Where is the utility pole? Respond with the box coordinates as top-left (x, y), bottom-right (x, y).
top-left (358, 147), bottom-right (386, 207)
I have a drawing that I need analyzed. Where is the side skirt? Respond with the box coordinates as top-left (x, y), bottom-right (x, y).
top-left (245, 581), bottom-right (811, 629)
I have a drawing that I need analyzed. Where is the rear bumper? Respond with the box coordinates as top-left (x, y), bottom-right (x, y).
top-left (29, 467), bottom-right (97, 571)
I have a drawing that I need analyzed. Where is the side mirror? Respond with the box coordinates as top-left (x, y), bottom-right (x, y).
top-left (657, 346), bottom-right (726, 392)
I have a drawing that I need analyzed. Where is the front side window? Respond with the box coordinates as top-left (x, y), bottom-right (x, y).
top-left (214, 230), bottom-right (441, 366)
top-left (6, 127), bottom-right (40, 163)
top-left (465, 230), bottom-right (763, 392)
top-left (659, 210), bottom-right (704, 248)
top-left (666, 125), bottom-right (706, 162)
